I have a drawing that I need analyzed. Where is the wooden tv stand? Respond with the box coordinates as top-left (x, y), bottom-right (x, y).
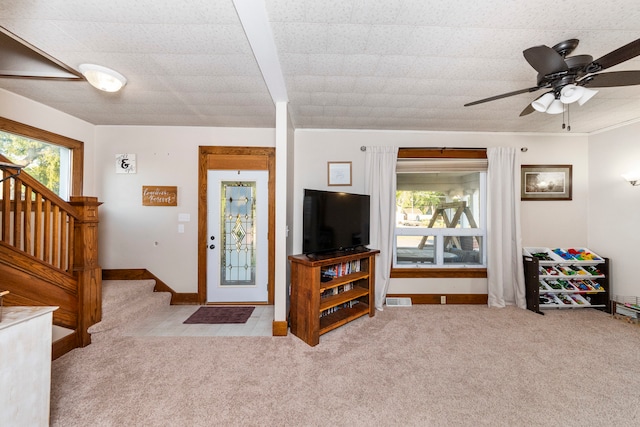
top-left (288, 249), bottom-right (379, 346)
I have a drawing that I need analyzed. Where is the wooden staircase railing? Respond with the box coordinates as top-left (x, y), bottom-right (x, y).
top-left (0, 154), bottom-right (101, 356)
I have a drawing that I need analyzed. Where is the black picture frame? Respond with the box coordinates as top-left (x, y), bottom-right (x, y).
top-left (521, 164), bottom-right (572, 201)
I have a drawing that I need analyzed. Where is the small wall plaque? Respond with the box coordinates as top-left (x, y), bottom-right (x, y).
top-left (116, 153), bottom-right (136, 174)
top-left (142, 186), bottom-right (177, 206)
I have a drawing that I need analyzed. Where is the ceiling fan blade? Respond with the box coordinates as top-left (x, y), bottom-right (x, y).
top-left (582, 70), bottom-right (640, 87)
top-left (464, 86), bottom-right (540, 107)
top-left (519, 103), bottom-right (535, 117)
top-left (589, 38), bottom-right (640, 72)
top-left (523, 45), bottom-right (568, 76)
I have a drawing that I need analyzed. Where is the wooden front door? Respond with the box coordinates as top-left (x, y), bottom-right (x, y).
top-left (198, 146), bottom-right (275, 304)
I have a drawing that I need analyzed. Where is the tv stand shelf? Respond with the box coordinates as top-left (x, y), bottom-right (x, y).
top-left (320, 287), bottom-right (369, 312)
top-left (288, 249), bottom-right (379, 346)
top-left (319, 271), bottom-right (369, 292)
top-left (319, 304), bottom-right (369, 335)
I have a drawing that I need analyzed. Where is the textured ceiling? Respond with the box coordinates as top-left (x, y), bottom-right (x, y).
top-left (0, 0), bottom-right (639, 133)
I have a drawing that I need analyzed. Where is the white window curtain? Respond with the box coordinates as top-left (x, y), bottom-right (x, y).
top-left (364, 146), bottom-right (398, 310)
top-left (487, 147), bottom-right (526, 308)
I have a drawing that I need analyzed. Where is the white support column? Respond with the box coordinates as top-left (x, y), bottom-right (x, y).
top-left (274, 101), bottom-right (290, 332)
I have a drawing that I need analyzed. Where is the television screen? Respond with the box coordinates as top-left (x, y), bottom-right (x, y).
top-left (302, 189), bottom-right (370, 255)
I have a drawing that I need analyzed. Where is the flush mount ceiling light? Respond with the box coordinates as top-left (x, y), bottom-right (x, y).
top-left (78, 63), bottom-right (127, 92)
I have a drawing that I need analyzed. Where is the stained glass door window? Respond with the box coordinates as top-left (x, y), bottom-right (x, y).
top-left (220, 181), bottom-right (257, 286)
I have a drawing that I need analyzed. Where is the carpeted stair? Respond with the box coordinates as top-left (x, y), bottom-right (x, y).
top-left (88, 279), bottom-right (171, 342)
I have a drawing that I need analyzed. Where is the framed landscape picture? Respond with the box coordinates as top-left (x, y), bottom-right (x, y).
top-left (521, 165), bottom-right (572, 201)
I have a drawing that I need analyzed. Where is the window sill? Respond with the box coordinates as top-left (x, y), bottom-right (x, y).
top-left (391, 268), bottom-right (487, 278)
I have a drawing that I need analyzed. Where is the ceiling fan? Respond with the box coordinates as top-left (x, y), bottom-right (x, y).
top-left (464, 38), bottom-right (640, 117)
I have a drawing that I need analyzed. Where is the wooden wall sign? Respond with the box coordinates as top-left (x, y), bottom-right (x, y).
top-left (142, 186), bottom-right (177, 206)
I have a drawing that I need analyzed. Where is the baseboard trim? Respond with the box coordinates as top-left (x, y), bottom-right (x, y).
top-left (102, 269), bottom-right (197, 305)
top-left (172, 293), bottom-right (199, 304)
top-left (52, 332), bottom-right (79, 360)
top-left (272, 320), bottom-right (288, 336)
top-left (386, 293), bottom-right (488, 305)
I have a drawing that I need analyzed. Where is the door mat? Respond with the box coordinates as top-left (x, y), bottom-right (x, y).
top-left (183, 306), bottom-right (255, 324)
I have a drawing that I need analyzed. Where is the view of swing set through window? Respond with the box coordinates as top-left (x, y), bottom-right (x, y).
top-left (394, 149), bottom-right (487, 272)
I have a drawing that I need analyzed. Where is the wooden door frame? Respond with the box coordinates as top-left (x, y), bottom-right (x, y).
top-left (198, 146), bottom-right (275, 305)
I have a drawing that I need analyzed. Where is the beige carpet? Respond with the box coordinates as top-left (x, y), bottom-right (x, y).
top-left (87, 280), bottom-right (171, 342)
top-left (51, 305), bottom-right (640, 426)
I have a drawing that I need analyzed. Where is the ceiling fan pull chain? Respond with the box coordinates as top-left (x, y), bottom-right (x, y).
top-left (562, 104), bottom-right (571, 132)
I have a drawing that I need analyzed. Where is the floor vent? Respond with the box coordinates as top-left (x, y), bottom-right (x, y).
top-left (385, 297), bottom-right (412, 307)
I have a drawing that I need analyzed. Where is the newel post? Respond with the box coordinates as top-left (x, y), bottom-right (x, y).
top-left (69, 196), bottom-right (102, 347)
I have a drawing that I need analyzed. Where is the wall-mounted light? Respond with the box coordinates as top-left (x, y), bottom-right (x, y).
top-left (622, 172), bottom-right (640, 186)
top-left (78, 63), bottom-right (127, 92)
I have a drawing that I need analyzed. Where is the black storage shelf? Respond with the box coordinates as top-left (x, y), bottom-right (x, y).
top-left (523, 249), bottom-right (610, 315)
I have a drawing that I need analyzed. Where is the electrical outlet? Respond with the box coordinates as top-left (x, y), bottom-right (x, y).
top-left (440, 295), bottom-right (446, 304)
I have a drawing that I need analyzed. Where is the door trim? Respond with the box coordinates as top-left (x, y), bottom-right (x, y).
top-left (198, 146), bottom-right (275, 305)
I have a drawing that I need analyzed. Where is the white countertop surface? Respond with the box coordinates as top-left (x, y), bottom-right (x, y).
top-left (0, 306), bottom-right (58, 331)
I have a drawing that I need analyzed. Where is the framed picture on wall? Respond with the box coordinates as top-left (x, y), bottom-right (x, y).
top-left (521, 164), bottom-right (572, 200)
top-left (328, 161), bottom-right (352, 186)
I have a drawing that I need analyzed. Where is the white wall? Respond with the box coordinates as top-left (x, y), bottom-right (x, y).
top-left (3, 86), bottom-right (629, 301)
top-left (588, 121), bottom-right (640, 298)
top-left (0, 89), bottom-right (96, 194)
top-left (94, 126), bottom-right (275, 293)
top-left (293, 129), bottom-right (591, 295)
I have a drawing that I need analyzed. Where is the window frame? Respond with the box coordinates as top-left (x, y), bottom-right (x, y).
top-left (391, 148), bottom-right (488, 279)
top-left (0, 116), bottom-right (83, 198)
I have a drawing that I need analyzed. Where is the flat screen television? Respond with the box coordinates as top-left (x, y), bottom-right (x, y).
top-left (302, 189), bottom-right (370, 255)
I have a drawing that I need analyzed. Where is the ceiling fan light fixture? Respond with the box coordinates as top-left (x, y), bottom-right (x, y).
top-left (577, 87), bottom-right (598, 106)
top-left (532, 92), bottom-right (555, 112)
top-left (546, 99), bottom-right (564, 114)
top-left (79, 63), bottom-right (127, 92)
top-left (623, 171), bottom-right (640, 186)
top-left (560, 84), bottom-right (584, 104)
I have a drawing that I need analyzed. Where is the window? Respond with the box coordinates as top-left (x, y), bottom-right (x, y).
top-left (0, 117), bottom-right (83, 199)
top-left (392, 148), bottom-right (487, 278)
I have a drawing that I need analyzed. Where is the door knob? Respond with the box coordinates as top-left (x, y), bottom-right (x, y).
top-left (209, 244), bottom-right (215, 250)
